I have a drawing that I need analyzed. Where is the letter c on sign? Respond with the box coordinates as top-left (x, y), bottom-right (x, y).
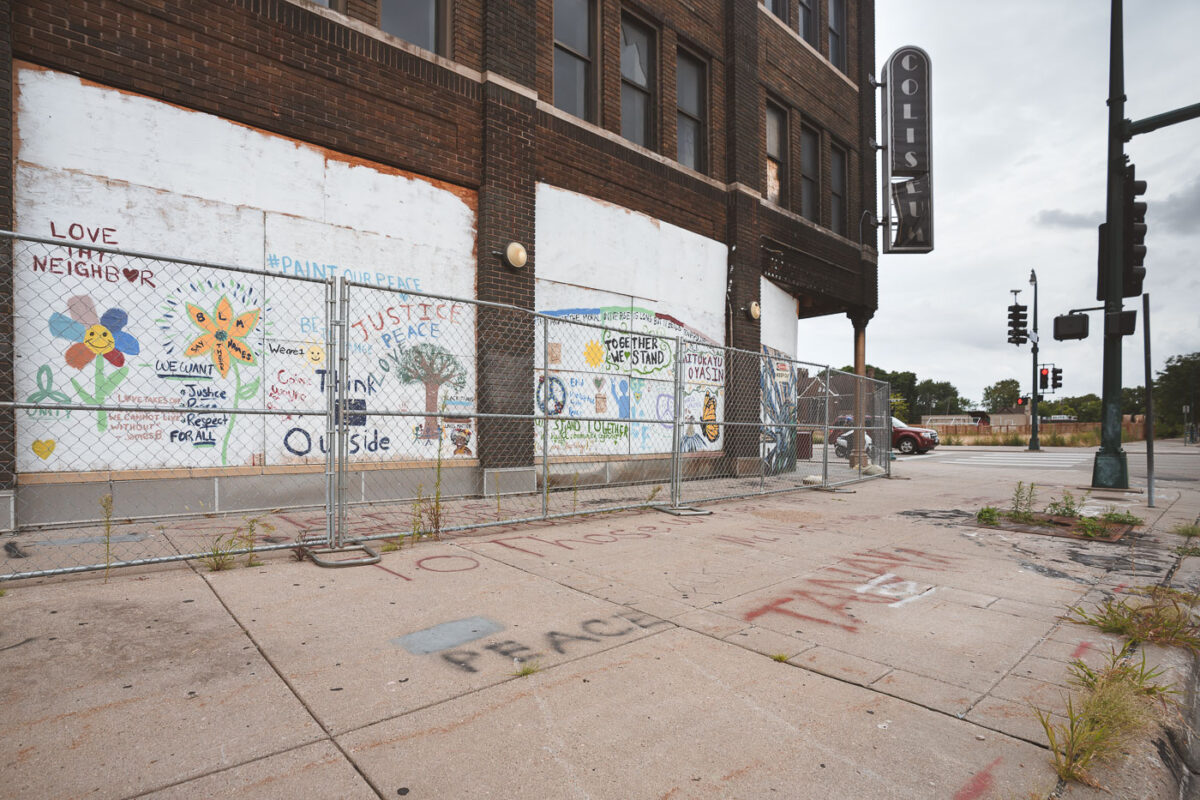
top-left (900, 53), bottom-right (918, 71)
top-left (900, 78), bottom-right (919, 96)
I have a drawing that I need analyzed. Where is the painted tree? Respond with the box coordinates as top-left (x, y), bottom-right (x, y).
top-left (982, 378), bottom-right (1021, 412)
top-left (394, 343), bottom-right (467, 437)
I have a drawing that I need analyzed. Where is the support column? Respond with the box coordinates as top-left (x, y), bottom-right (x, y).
top-left (0, 0), bottom-right (16, 520)
top-left (849, 309), bottom-right (873, 467)
top-left (475, 2), bottom-right (538, 473)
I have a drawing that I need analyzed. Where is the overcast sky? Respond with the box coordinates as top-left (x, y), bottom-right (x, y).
top-left (797, 1), bottom-right (1200, 408)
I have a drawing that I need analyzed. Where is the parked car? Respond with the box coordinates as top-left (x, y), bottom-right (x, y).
top-left (831, 415), bottom-right (939, 455)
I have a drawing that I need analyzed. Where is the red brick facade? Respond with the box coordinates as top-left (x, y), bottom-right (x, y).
top-left (2, 0), bottom-right (878, 469)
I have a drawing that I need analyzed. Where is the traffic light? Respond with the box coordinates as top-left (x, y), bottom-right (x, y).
top-left (1016, 396), bottom-right (1028, 407)
top-left (1039, 367), bottom-right (1050, 390)
top-left (1007, 304), bottom-right (1028, 345)
top-left (1051, 367), bottom-right (1063, 389)
top-left (1122, 164), bottom-right (1148, 297)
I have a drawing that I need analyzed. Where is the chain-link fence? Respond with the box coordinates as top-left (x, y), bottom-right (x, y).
top-left (0, 231), bottom-right (890, 581)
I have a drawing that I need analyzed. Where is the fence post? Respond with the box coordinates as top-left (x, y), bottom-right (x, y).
top-left (324, 278), bottom-right (338, 548)
top-left (670, 335), bottom-right (683, 507)
top-left (822, 366), bottom-right (831, 487)
top-left (336, 275), bottom-right (350, 548)
top-left (541, 315), bottom-right (549, 519)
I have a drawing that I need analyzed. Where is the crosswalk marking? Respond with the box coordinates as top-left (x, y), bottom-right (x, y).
top-left (938, 452), bottom-right (1091, 469)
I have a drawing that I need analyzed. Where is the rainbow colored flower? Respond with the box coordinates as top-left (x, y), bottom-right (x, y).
top-left (49, 295), bottom-right (140, 369)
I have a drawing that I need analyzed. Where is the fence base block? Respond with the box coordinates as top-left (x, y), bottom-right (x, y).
top-left (302, 544), bottom-right (381, 568)
top-left (653, 505), bottom-right (713, 516)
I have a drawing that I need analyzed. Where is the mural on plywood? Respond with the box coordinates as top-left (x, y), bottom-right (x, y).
top-left (13, 65), bottom-right (478, 473)
top-left (760, 344), bottom-right (800, 475)
top-left (535, 306), bottom-right (725, 456)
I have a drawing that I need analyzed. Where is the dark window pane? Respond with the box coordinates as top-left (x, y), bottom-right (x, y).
top-left (766, 105), bottom-right (784, 160)
top-left (800, 127), bottom-right (818, 176)
top-left (676, 54), bottom-right (702, 118)
top-left (622, 84), bottom-right (650, 146)
top-left (620, 19), bottom-right (651, 89)
top-left (828, 0), bottom-right (845, 68)
top-left (380, 0), bottom-right (438, 52)
top-left (677, 114), bottom-right (699, 170)
top-left (554, 48), bottom-right (588, 119)
top-left (554, 0), bottom-right (591, 56)
top-left (766, 0), bottom-right (787, 21)
top-left (801, 178), bottom-right (818, 221)
top-left (798, 0), bottom-right (814, 42)
top-left (831, 146), bottom-right (847, 234)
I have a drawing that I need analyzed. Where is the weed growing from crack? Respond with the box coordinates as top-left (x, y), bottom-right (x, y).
top-left (1046, 489), bottom-right (1089, 519)
top-left (1099, 508), bottom-right (1143, 526)
top-left (99, 493), bottom-right (114, 583)
top-left (1035, 641), bottom-right (1174, 786)
top-left (512, 660), bottom-right (542, 677)
top-left (1171, 522), bottom-right (1200, 539)
top-left (976, 506), bottom-right (1000, 526)
top-left (1066, 587), bottom-right (1200, 651)
top-left (1008, 481), bottom-right (1037, 523)
top-left (769, 653), bottom-right (790, 662)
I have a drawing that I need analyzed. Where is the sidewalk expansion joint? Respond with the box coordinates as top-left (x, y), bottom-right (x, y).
top-left (194, 565), bottom-right (390, 800)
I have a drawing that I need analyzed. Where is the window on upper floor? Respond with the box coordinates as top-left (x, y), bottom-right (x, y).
top-left (766, 102), bottom-right (787, 205)
top-left (800, 126), bottom-right (819, 222)
top-left (621, 15), bottom-right (656, 149)
top-left (797, 0), bottom-right (816, 45)
top-left (831, 144), bottom-right (847, 235)
top-left (676, 50), bottom-right (706, 173)
top-left (827, 0), bottom-right (846, 71)
top-left (310, 0), bottom-right (345, 9)
top-left (554, 0), bottom-right (595, 121)
top-left (380, 0), bottom-right (448, 55)
top-left (765, 0), bottom-right (787, 23)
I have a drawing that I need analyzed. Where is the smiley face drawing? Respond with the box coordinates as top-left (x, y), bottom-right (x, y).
top-left (83, 324), bottom-right (116, 356)
top-left (305, 343), bottom-right (325, 368)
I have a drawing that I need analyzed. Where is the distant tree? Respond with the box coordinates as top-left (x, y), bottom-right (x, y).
top-left (1153, 352), bottom-right (1200, 437)
top-left (889, 394), bottom-right (911, 420)
top-left (1120, 386), bottom-right (1145, 417)
top-left (983, 379), bottom-right (1021, 412)
top-left (911, 379), bottom-right (961, 420)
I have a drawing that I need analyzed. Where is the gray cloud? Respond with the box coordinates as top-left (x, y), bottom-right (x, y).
top-left (1155, 175), bottom-right (1200, 235)
top-left (1034, 209), bottom-right (1102, 229)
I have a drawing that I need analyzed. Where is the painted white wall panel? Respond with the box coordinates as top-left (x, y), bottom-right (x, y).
top-left (759, 276), bottom-right (800, 359)
top-left (17, 67), bottom-right (326, 220)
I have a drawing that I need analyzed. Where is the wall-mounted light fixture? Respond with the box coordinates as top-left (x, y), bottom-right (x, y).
top-left (743, 301), bottom-right (761, 320)
top-left (492, 241), bottom-right (527, 269)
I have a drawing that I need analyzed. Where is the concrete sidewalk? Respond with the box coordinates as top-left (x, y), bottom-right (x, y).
top-left (3, 443), bottom-right (1200, 799)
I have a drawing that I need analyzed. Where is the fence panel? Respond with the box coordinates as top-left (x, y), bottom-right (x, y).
top-left (1, 233), bottom-right (336, 581)
top-left (1, 232), bottom-right (892, 582)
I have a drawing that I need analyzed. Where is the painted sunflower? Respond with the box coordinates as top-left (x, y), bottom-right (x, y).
top-left (183, 296), bottom-right (260, 378)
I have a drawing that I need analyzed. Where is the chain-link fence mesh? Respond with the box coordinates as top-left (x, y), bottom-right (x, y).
top-left (1, 232), bottom-right (890, 581)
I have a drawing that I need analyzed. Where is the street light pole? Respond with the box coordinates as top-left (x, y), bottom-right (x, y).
top-left (1029, 269), bottom-right (1040, 451)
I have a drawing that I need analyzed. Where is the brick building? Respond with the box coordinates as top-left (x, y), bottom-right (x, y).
top-left (0, 0), bottom-right (878, 520)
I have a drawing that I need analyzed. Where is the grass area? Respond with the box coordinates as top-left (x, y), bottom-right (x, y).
top-left (512, 660), bottom-right (542, 677)
top-left (1171, 522), bottom-right (1200, 539)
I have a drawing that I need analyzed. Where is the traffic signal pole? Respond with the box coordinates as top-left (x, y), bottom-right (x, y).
top-left (1093, 0), bottom-right (1129, 488)
top-left (1029, 270), bottom-right (1040, 451)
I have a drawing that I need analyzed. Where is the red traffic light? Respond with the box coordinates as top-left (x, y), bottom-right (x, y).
top-left (1040, 368), bottom-right (1049, 376)
top-left (1016, 397), bottom-right (1027, 406)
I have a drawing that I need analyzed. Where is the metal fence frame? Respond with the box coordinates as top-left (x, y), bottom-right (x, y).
top-left (0, 232), bottom-right (890, 581)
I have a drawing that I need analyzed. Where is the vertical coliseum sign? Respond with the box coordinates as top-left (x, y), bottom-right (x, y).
top-left (882, 46), bottom-right (933, 253)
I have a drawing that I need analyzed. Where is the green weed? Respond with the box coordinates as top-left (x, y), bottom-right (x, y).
top-left (1172, 522), bottom-right (1200, 538)
top-left (769, 653), bottom-right (790, 662)
top-left (1175, 545), bottom-right (1200, 558)
top-left (100, 493), bottom-right (114, 583)
top-left (1046, 489), bottom-right (1088, 519)
top-left (1036, 640), bottom-right (1174, 786)
top-left (976, 506), bottom-right (1000, 526)
top-left (1100, 508), bottom-right (1143, 526)
top-left (199, 533), bottom-right (239, 572)
top-left (1066, 588), bottom-right (1200, 651)
top-left (513, 660), bottom-right (542, 677)
top-left (1008, 481), bottom-right (1037, 522)
top-left (1075, 516), bottom-right (1111, 539)
top-left (646, 484), bottom-right (662, 503)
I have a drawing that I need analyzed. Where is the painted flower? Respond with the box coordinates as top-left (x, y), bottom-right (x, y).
top-left (49, 295), bottom-right (140, 369)
top-left (183, 296), bottom-right (260, 378)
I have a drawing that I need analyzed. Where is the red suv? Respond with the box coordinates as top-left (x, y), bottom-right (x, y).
top-left (832, 415), bottom-right (939, 455)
